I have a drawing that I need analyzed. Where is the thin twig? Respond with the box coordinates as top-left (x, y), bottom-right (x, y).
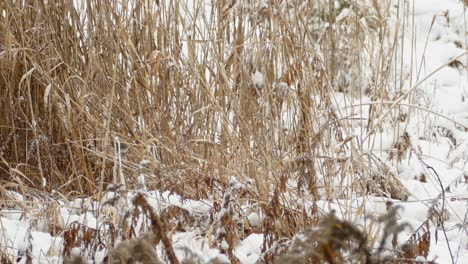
top-left (419, 158), bottom-right (455, 264)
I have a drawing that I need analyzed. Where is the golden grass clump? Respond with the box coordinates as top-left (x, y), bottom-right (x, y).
top-left (0, 0), bottom-right (408, 202)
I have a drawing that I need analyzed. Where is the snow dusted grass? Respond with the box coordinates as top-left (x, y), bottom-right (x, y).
top-left (0, 0), bottom-right (467, 263)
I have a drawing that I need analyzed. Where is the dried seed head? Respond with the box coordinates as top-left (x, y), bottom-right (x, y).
top-left (274, 82), bottom-right (290, 99)
top-left (251, 70), bottom-right (264, 92)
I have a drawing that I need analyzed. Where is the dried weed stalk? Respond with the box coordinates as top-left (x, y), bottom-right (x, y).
top-left (212, 178), bottom-right (253, 264)
top-left (62, 221), bottom-right (109, 259)
top-left (132, 193), bottom-right (179, 264)
top-left (275, 212), bottom-right (371, 264)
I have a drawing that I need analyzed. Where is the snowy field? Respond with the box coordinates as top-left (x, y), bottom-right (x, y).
top-left (0, 0), bottom-right (467, 263)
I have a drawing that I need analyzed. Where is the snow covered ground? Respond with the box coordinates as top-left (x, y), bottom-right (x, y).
top-left (0, 0), bottom-right (467, 263)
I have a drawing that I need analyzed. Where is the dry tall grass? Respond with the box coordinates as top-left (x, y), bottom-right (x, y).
top-left (1, 0), bottom-right (420, 262)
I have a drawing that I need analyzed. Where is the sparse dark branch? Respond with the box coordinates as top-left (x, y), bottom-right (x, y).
top-left (419, 158), bottom-right (455, 264)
